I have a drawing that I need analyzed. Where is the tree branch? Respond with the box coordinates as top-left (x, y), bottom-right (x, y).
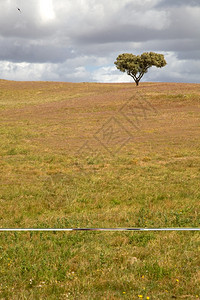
top-left (129, 72), bottom-right (137, 82)
top-left (138, 72), bottom-right (144, 81)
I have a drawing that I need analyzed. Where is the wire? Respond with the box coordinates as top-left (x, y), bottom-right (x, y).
top-left (0, 228), bottom-right (200, 232)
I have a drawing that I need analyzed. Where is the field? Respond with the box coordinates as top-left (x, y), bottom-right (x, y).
top-left (0, 79), bottom-right (200, 299)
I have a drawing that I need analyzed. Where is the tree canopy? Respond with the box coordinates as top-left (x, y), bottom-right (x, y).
top-left (114, 52), bottom-right (167, 86)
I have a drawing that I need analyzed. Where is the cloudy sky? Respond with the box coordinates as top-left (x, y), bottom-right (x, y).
top-left (0, 0), bottom-right (200, 83)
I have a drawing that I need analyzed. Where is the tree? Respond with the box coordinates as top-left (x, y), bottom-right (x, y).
top-left (114, 52), bottom-right (167, 86)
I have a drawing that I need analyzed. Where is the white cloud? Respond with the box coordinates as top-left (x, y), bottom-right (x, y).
top-left (0, 61), bottom-right (56, 81)
top-left (145, 52), bottom-right (200, 83)
top-left (93, 66), bottom-right (132, 83)
top-left (40, 0), bottom-right (55, 22)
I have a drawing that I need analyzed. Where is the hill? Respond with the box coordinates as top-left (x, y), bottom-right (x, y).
top-left (0, 80), bottom-right (200, 299)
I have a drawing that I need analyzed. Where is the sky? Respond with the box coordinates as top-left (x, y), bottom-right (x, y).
top-left (0, 0), bottom-right (200, 83)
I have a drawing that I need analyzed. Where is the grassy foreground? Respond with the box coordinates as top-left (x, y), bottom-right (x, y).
top-left (0, 79), bottom-right (200, 299)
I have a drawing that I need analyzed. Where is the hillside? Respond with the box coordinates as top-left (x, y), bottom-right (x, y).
top-left (0, 80), bottom-right (200, 299)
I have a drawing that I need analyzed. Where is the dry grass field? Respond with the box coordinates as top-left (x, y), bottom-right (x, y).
top-left (0, 79), bottom-right (200, 299)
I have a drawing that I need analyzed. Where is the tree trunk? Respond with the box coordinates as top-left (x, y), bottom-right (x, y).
top-left (135, 80), bottom-right (139, 86)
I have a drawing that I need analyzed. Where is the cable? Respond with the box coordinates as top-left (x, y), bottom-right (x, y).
top-left (0, 228), bottom-right (200, 232)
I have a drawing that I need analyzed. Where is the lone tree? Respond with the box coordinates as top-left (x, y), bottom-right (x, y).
top-left (114, 52), bottom-right (167, 86)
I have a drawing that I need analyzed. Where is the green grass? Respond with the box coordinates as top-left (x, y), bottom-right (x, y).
top-left (0, 80), bottom-right (200, 299)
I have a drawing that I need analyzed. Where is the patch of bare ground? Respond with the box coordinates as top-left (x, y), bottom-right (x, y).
top-left (1, 81), bottom-right (200, 155)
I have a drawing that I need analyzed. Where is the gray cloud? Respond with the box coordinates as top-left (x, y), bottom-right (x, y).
top-left (156, 0), bottom-right (200, 7)
top-left (0, 0), bottom-right (200, 83)
top-left (0, 37), bottom-right (75, 63)
top-left (177, 50), bottom-right (200, 60)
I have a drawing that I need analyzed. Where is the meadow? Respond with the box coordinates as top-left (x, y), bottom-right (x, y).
top-left (0, 79), bottom-right (200, 299)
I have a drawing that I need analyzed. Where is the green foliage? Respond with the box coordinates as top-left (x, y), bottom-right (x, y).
top-left (114, 52), bottom-right (167, 86)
